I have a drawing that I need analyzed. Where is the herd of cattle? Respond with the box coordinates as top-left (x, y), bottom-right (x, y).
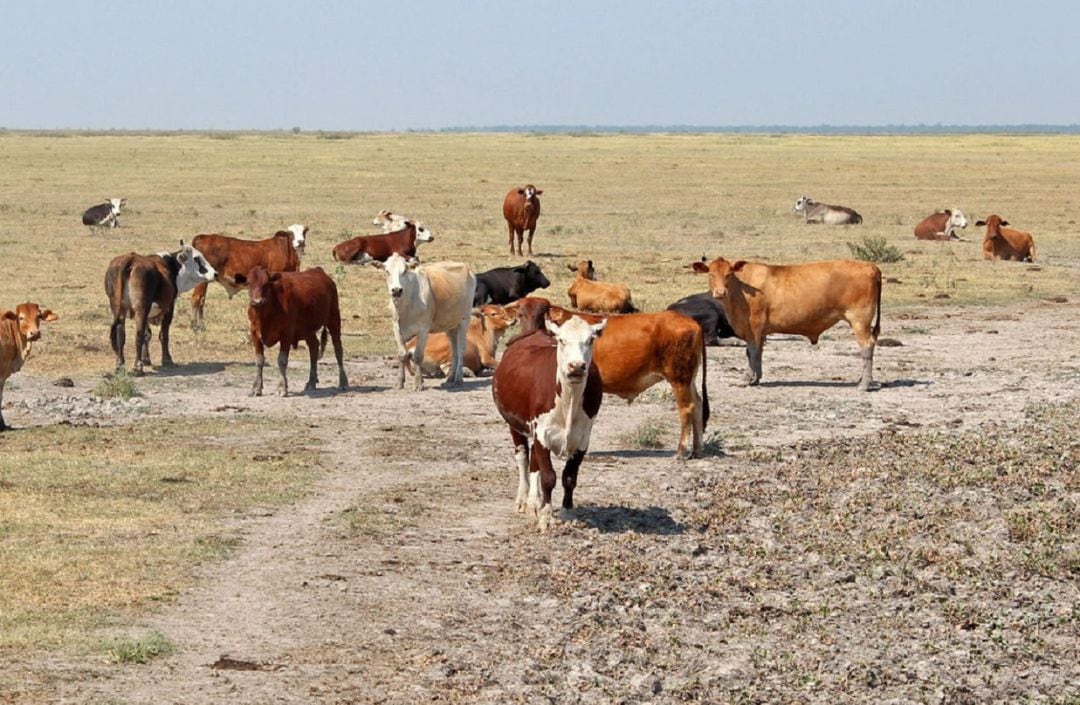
top-left (0, 189), bottom-right (1040, 529)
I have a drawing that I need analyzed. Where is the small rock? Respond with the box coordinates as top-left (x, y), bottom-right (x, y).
top-left (53, 377), bottom-right (75, 388)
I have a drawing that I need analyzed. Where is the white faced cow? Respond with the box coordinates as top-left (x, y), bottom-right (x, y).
top-left (286, 223), bottom-right (309, 257)
top-left (914, 209), bottom-right (969, 241)
top-left (377, 253), bottom-right (477, 390)
top-left (792, 196), bottom-right (862, 225)
top-left (82, 198), bottom-right (126, 232)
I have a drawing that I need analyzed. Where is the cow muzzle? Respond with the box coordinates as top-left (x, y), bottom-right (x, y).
top-left (28, 331), bottom-right (41, 342)
top-left (565, 362), bottom-right (587, 383)
top-left (390, 287), bottom-right (403, 299)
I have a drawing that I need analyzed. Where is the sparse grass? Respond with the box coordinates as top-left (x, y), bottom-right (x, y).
top-left (623, 418), bottom-right (668, 450)
top-left (847, 235), bottom-right (905, 263)
top-left (106, 631), bottom-right (174, 664)
top-left (93, 370), bottom-right (141, 399)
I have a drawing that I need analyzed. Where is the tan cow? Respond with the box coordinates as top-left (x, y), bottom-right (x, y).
top-left (0, 302), bottom-right (59, 431)
top-left (405, 304), bottom-right (517, 377)
top-left (692, 257), bottom-right (882, 391)
top-left (566, 260), bottom-right (637, 314)
top-left (976, 215), bottom-right (1036, 262)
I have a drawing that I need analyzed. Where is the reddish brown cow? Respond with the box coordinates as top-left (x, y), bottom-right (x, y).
top-left (0, 302), bottom-right (59, 431)
top-left (331, 221), bottom-right (434, 264)
top-left (190, 229), bottom-right (304, 329)
top-left (232, 266), bottom-right (347, 397)
top-left (503, 185), bottom-right (542, 256)
top-left (914, 209), bottom-right (969, 241)
top-left (541, 302), bottom-right (707, 459)
top-left (976, 215), bottom-right (1036, 262)
top-left (693, 257), bottom-right (882, 390)
top-left (492, 317), bottom-right (605, 531)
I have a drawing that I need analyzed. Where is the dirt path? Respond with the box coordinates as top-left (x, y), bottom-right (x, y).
top-left (9, 301), bottom-right (1079, 703)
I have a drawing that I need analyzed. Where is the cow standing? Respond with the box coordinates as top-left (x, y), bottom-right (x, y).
top-left (105, 242), bottom-right (217, 375)
top-left (189, 226), bottom-right (306, 330)
top-left (914, 209), bottom-right (969, 241)
top-left (332, 221), bottom-right (434, 264)
top-left (232, 266), bottom-right (347, 397)
top-left (492, 317), bottom-right (606, 531)
top-left (473, 260), bottom-right (551, 306)
top-left (377, 253), bottom-right (477, 390)
top-left (976, 215), bottom-right (1036, 262)
top-left (693, 257), bottom-right (882, 391)
top-left (0, 303), bottom-right (59, 431)
top-left (82, 198), bottom-right (126, 232)
top-left (792, 196), bottom-right (862, 225)
top-left (503, 185), bottom-right (542, 256)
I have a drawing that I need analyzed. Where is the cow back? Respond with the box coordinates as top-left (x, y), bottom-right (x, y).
top-left (666, 292), bottom-right (736, 345)
top-left (420, 262), bottom-right (476, 332)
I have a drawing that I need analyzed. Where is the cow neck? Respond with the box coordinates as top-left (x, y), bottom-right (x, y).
top-left (158, 252), bottom-right (182, 284)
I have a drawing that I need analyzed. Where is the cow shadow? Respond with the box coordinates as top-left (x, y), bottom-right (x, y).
top-left (880, 378), bottom-right (932, 389)
top-left (306, 384), bottom-right (387, 398)
top-left (571, 504), bottom-right (684, 535)
top-left (150, 362), bottom-right (228, 377)
top-left (589, 449), bottom-right (673, 459)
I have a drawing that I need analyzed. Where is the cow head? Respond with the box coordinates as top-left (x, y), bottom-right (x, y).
top-left (409, 221), bottom-right (434, 243)
top-left (517, 260), bottom-right (551, 291)
top-left (376, 253), bottom-right (420, 301)
top-left (287, 223), bottom-right (308, 257)
top-left (479, 304), bottom-right (518, 336)
top-left (692, 257), bottom-right (746, 300)
top-left (108, 197), bottom-right (126, 215)
top-left (3, 302), bottom-right (59, 345)
top-left (374, 209), bottom-right (411, 232)
top-left (792, 196), bottom-right (812, 214)
top-left (545, 316), bottom-right (605, 385)
top-left (173, 240), bottom-right (218, 293)
top-left (568, 260), bottom-right (596, 279)
top-left (519, 185), bottom-right (542, 201)
top-left (975, 215), bottom-right (1007, 233)
top-left (233, 266), bottom-right (280, 308)
top-left (948, 210), bottom-right (969, 231)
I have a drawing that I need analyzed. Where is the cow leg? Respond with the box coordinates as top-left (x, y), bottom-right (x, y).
top-left (277, 347), bottom-right (290, 397)
top-left (851, 321), bottom-right (877, 391)
top-left (507, 223), bottom-right (517, 255)
top-left (190, 283), bottom-right (209, 331)
top-left (330, 329), bottom-right (348, 391)
top-left (0, 382), bottom-right (7, 431)
top-left (250, 334), bottom-right (266, 396)
top-left (673, 381), bottom-right (704, 460)
top-left (744, 339), bottom-right (764, 385)
top-left (444, 317), bottom-right (469, 388)
top-left (530, 441), bottom-right (557, 532)
top-left (159, 310), bottom-right (176, 367)
top-left (561, 449), bottom-right (586, 511)
top-left (304, 332), bottom-right (320, 393)
top-left (132, 312), bottom-right (149, 376)
top-left (408, 330), bottom-right (427, 391)
top-left (110, 318), bottom-right (126, 371)
top-left (526, 226), bottom-right (535, 257)
top-left (510, 428), bottom-right (530, 513)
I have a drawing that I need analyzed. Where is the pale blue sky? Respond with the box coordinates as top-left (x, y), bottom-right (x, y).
top-left (1, 1), bottom-right (1076, 130)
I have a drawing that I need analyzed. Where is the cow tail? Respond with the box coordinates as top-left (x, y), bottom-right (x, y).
top-left (700, 331), bottom-right (710, 430)
top-left (872, 268), bottom-right (883, 339)
top-left (108, 259), bottom-right (129, 319)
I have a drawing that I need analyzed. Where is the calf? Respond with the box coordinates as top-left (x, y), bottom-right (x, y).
top-left (232, 266), bottom-right (347, 397)
top-left (503, 185), bottom-right (542, 256)
top-left (377, 253), bottom-right (477, 390)
top-left (0, 303), bottom-right (59, 431)
top-left (473, 260), bottom-right (551, 306)
top-left (976, 215), bottom-right (1036, 262)
top-left (693, 257), bottom-right (882, 390)
top-left (567, 260), bottom-right (637, 313)
top-left (914, 209), bottom-right (969, 241)
top-left (190, 227), bottom-right (305, 329)
top-left (82, 198), bottom-right (126, 232)
top-left (105, 242), bottom-right (217, 375)
top-left (332, 221), bottom-right (434, 264)
top-left (492, 317), bottom-right (606, 531)
top-left (666, 292), bottom-right (737, 346)
top-left (792, 196), bottom-right (862, 225)
top-left (373, 209), bottom-right (411, 232)
top-left (405, 304), bottom-right (517, 377)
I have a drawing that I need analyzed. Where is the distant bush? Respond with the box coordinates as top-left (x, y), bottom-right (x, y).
top-left (847, 236), bottom-right (904, 263)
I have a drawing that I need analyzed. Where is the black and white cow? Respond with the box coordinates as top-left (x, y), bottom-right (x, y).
top-left (82, 198), bottom-right (127, 231)
top-left (473, 260), bottom-right (551, 306)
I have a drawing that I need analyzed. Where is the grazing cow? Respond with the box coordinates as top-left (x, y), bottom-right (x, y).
top-left (332, 221), bottom-right (434, 264)
top-left (566, 260), bottom-right (637, 313)
top-left (0, 303), bottom-right (59, 431)
top-left (82, 198), bottom-right (126, 231)
top-left (105, 241), bottom-right (217, 375)
top-left (792, 196), bottom-right (862, 225)
top-left (692, 257), bottom-right (882, 390)
top-left (976, 215), bottom-right (1036, 262)
top-left (189, 227), bottom-right (305, 329)
top-left (232, 266), bottom-right (347, 397)
top-left (666, 292), bottom-right (737, 346)
top-left (377, 253), bottom-right (477, 390)
top-left (503, 185), bottom-right (542, 256)
top-left (473, 260), bottom-right (551, 306)
top-left (405, 304), bottom-right (517, 377)
top-left (373, 209), bottom-right (410, 233)
top-left (544, 303), bottom-right (708, 459)
top-left (492, 317), bottom-right (606, 531)
top-left (914, 209), bottom-right (969, 241)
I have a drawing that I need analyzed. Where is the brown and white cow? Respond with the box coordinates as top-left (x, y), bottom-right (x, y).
top-left (539, 301), bottom-right (707, 459)
top-left (492, 316), bottom-right (606, 531)
top-left (232, 266), bottom-right (347, 397)
top-left (692, 257), bottom-right (882, 390)
top-left (190, 226), bottom-right (306, 329)
top-left (332, 221), bottom-right (434, 264)
top-left (793, 196), bottom-right (863, 225)
top-left (0, 302), bottom-right (59, 431)
top-left (105, 242), bottom-right (217, 375)
top-left (503, 185), bottom-right (542, 256)
top-left (976, 215), bottom-right (1036, 262)
top-left (914, 209), bottom-right (969, 241)
top-left (566, 260), bottom-right (637, 313)
top-left (405, 304), bottom-right (517, 377)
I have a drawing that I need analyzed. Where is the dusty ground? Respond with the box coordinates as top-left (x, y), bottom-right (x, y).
top-left (3, 300), bottom-right (1078, 704)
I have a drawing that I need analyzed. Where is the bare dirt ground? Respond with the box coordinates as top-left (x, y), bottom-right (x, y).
top-left (4, 300), bottom-right (1079, 704)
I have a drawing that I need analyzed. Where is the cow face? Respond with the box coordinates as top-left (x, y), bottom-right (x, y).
top-left (108, 197), bottom-right (126, 215)
top-left (287, 224), bottom-right (308, 257)
top-left (378, 253), bottom-right (419, 300)
top-left (5, 302), bottom-right (59, 344)
top-left (792, 196), bottom-right (811, 214)
top-left (518, 261), bottom-right (551, 290)
top-left (174, 240), bottom-right (218, 293)
top-left (545, 316), bottom-right (605, 385)
top-left (480, 304), bottom-right (518, 335)
top-left (235, 266), bottom-right (279, 308)
top-left (949, 210), bottom-right (969, 231)
top-left (692, 257), bottom-right (744, 300)
top-left (520, 185), bottom-right (542, 200)
top-left (975, 215), bottom-right (1008, 232)
top-left (568, 260), bottom-right (596, 279)
top-left (411, 221), bottom-right (434, 243)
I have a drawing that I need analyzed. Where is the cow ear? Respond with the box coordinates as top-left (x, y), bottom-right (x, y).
top-left (1000, 220), bottom-right (1009, 227)
top-left (691, 261), bottom-right (710, 273)
top-left (233, 273), bottom-right (247, 285)
top-left (591, 319), bottom-right (607, 337)
top-left (406, 258), bottom-right (421, 269)
top-left (534, 189), bottom-right (543, 195)
top-left (1, 311), bottom-right (16, 321)
top-left (567, 263), bottom-right (577, 272)
top-left (975, 220), bottom-right (986, 227)
top-left (544, 319), bottom-right (560, 335)
top-left (269, 273), bottom-right (282, 282)
top-left (42, 309), bottom-right (59, 322)
top-left (517, 188), bottom-right (525, 195)
top-left (732, 261), bottom-right (747, 271)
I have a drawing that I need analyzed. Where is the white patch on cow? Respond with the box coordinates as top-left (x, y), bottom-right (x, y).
top-left (523, 186), bottom-right (536, 200)
top-left (414, 222), bottom-right (434, 243)
top-left (174, 243), bottom-right (218, 293)
top-left (514, 444), bottom-right (529, 513)
top-left (374, 210), bottom-right (410, 233)
top-left (949, 209), bottom-right (968, 232)
top-left (531, 317), bottom-right (606, 458)
top-left (287, 223), bottom-right (307, 256)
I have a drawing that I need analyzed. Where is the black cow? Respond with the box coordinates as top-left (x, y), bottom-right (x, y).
top-left (473, 260), bottom-right (551, 307)
top-left (666, 292), bottom-right (737, 347)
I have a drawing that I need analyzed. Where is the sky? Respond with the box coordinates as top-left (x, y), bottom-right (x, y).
top-left (1, 0), bottom-right (1077, 131)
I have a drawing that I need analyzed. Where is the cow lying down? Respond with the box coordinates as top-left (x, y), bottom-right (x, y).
top-left (404, 304), bottom-right (517, 378)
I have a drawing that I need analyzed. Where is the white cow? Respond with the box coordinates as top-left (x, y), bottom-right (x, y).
top-left (377, 253), bottom-right (477, 390)
top-left (792, 196), bottom-right (863, 225)
top-left (373, 209), bottom-right (411, 233)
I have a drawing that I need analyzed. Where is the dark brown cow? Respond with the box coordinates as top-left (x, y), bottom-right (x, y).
top-left (492, 317), bottom-right (605, 531)
top-left (105, 242), bottom-right (217, 375)
top-left (503, 185), bottom-right (542, 256)
top-left (190, 227), bottom-right (305, 329)
top-left (976, 215), bottom-right (1036, 262)
top-left (0, 302), bottom-right (59, 431)
top-left (693, 257), bottom-right (882, 390)
top-left (232, 266), bottom-right (347, 397)
top-left (331, 221), bottom-right (434, 264)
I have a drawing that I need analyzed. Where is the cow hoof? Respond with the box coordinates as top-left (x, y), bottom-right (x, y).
top-left (249, 389), bottom-right (263, 397)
